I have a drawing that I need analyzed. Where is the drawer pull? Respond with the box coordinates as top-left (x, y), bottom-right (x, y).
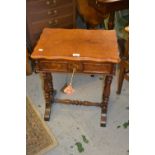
top-left (95, 0), bottom-right (100, 7)
top-left (68, 63), bottom-right (83, 71)
top-left (53, 0), bottom-right (56, 4)
top-left (48, 20), bottom-right (53, 25)
top-left (48, 10), bottom-right (57, 15)
top-left (53, 10), bottom-right (57, 14)
top-left (54, 19), bottom-right (58, 24)
top-left (48, 10), bottom-right (52, 15)
top-left (46, 1), bottom-right (50, 5)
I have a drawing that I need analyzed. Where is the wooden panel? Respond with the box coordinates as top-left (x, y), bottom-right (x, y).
top-left (83, 62), bottom-right (113, 74)
top-left (26, 0), bottom-right (76, 49)
top-left (27, 0), bottom-right (73, 12)
top-left (28, 4), bottom-right (73, 22)
top-left (37, 60), bottom-right (83, 72)
top-left (35, 60), bottom-right (115, 74)
top-left (37, 61), bottom-right (68, 72)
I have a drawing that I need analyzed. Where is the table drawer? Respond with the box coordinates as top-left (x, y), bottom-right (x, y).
top-left (27, 0), bottom-right (73, 12)
top-left (36, 61), bottom-right (114, 74)
top-left (37, 61), bottom-right (83, 72)
top-left (37, 61), bottom-right (68, 72)
top-left (31, 14), bottom-right (73, 34)
top-left (83, 62), bottom-right (114, 74)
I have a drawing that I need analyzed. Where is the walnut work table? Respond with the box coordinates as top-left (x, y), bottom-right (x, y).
top-left (31, 28), bottom-right (120, 127)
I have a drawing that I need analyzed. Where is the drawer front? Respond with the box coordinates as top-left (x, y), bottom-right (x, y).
top-left (37, 61), bottom-right (83, 72)
top-left (27, 0), bottom-right (73, 12)
top-left (36, 61), bottom-right (114, 74)
top-left (28, 4), bottom-right (73, 22)
top-left (67, 62), bottom-right (83, 72)
top-left (31, 14), bottom-right (73, 34)
top-left (83, 62), bottom-right (114, 74)
top-left (37, 61), bottom-right (68, 72)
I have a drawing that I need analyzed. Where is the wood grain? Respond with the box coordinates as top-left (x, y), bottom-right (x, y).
top-left (31, 28), bottom-right (120, 63)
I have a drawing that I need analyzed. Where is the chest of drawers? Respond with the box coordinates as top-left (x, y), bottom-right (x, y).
top-left (26, 0), bottom-right (76, 49)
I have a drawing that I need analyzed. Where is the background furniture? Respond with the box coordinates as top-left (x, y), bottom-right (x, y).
top-left (117, 26), bottom-right (129, 94)
top-left (31, 28), bottom-right (120, 127)
top-left (76, 0), bottom-right (108, 29)
top-left (26, 0), bottom-right (76, 50)
top-left (88, 0), bottom-right (129, 29)
top-left (26, 48), bottom-right (32, 75)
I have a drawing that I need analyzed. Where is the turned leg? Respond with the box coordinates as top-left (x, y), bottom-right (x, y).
top-left (101, 75), bottom-right (113, 127)
top-left (117, 63), bottom-right (125, 94)
top-left (42, 72), bottom-right (54, 121)
top-left (108, 12), bottom-right (115, 30)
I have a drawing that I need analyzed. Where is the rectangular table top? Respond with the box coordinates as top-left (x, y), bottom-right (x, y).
top-left (31, 28), bottom-right (120, 63)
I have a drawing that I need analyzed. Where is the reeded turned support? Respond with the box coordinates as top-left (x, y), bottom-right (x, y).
top-left (100, 75), bottom-right (113, 127)
top-left (42, 72), bottom-right (54, 121)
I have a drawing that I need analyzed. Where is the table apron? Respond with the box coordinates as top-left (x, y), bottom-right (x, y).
top-left (35, 60), bottom-right (116, 74)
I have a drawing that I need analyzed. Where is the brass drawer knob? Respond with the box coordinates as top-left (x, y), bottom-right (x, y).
top-left (54, 19), bottom-right (58, 24)
top-left (53, 0), bottom-right (56, 4)
top-left (95, 0), bottom-right (100, 7)
top-left (48, 10), bottom-right (57, 15)
top-left (48, 10), bottom-right (52, 15)
top-left (68, 63), bottom-right (83, 71)
top-left (48, 20), bottom-right (53, 25)
top-left (53, 10), bottom-right (57, 14)
top-left (46, 1), bottom-right (50, 5)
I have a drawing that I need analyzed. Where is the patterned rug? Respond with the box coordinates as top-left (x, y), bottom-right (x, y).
top-left (26, 97), bottom-right (57, 155)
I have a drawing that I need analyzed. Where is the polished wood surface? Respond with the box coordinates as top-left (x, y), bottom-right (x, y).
top-left (31, 28), bottom-right (120, 63)
top-left (31, 28), bottom-right (120, 127)
top-left (35, 60), bottom-right (115, 74)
